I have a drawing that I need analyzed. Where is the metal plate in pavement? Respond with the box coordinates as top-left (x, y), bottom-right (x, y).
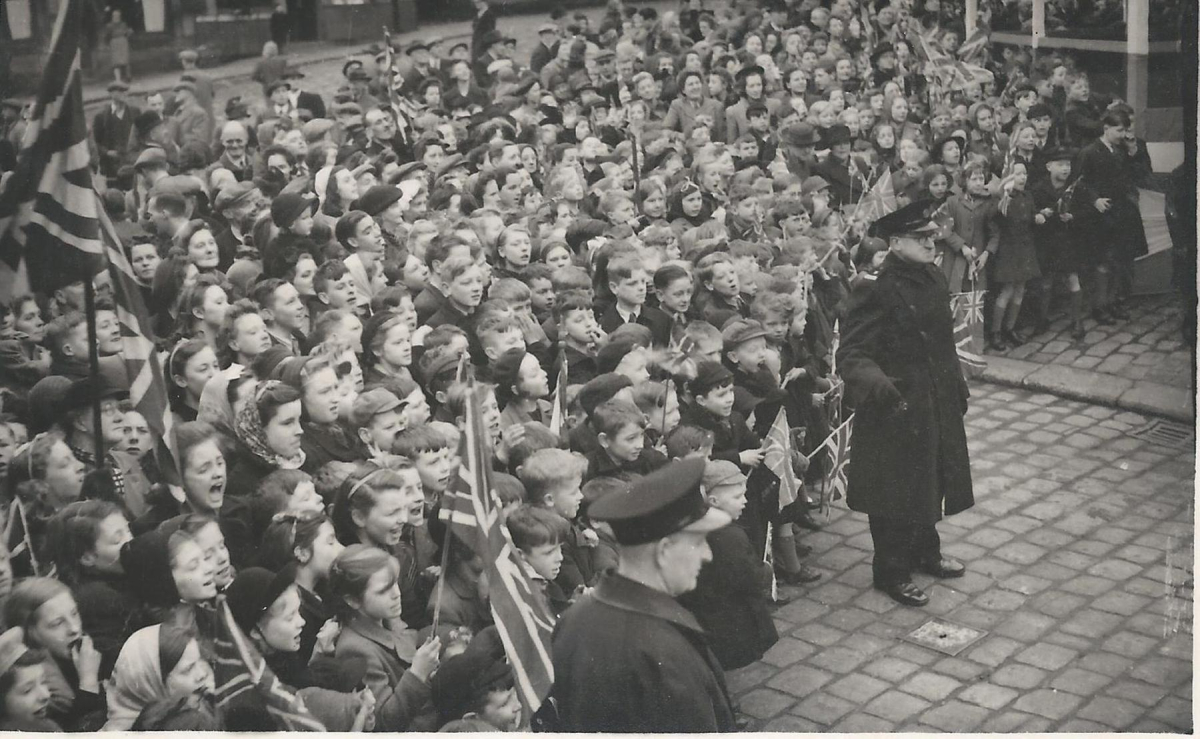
top-left (902, 619), bottom-right (987, 656)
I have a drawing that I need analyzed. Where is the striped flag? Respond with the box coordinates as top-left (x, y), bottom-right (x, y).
top-left (210, 595), bottom-right (325, 730)
top-left (98, 202), bottom-right (179, 480)
top-left (956, 22), bottom-right (990, 64)
top-left (763, 407), bottom-right (799, 513)
top-left (438, 384), bottom-right (554, 716)
top-left (0, 0), bottom-right (105, 295)
top-left (951, 291), bottom-right (987, 379)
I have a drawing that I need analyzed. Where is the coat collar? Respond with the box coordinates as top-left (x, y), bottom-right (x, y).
top-left (345, 613), bottom-right (418, 662)
top-left (592, 573), bottom-right (706, 636)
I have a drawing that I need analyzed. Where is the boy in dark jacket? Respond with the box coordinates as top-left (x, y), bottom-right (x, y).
top-left (678, 460), bottom-right (778, 669)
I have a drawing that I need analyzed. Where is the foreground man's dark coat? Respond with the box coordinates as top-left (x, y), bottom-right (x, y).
top-left (547, 573), bottom-right (736, 732)
top-left (837, 252), bottom-right (974, 525)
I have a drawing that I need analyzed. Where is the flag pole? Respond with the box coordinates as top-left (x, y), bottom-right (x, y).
top-left (430, 522), bottom-right (454, 634)
top-left (83, 272), bottom-right (105, 464)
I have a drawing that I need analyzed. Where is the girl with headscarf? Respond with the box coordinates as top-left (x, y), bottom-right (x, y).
top-left (225, 380), bottom-right (305, 496)
top-left (102, 623), bottom-right (213, 730)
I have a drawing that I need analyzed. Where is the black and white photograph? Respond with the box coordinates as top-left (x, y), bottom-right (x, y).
top-left (0, 0), bottom-right (1192, 731)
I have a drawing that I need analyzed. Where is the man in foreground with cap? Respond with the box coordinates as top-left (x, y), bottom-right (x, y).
top-left (779, 122), bottom-right (820, 180)
top-left (544, 457), bottom-right (737, 732)
top-left (837, 200), bottom-right (975, 607)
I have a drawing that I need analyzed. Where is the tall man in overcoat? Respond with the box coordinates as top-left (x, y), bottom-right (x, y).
top-left (837, 200), bottom-right (975, 607)
top-left (544, 457), bottom-right (737, 731)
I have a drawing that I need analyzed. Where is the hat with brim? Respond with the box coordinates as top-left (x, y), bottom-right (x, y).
top-left (406, 41), bottom-right (430, 55)
top-left (1043, 145), bottom-right (1077, 162)
top-left (480, 30), bottom-right (505, 49)
top-left (780, 122), bottom-right (821, 148)
top-left (871, 42), bottom-right (895, 63)
top-left (63, 375), bottom-right (129, 416)
top-left (589, 457), bottom-right (733, 545)
top-left (821, 124), bottom-right (853, 148)
top-left (935, 134), bottom-right (968, 160)
top-left (735, 65), bottom-right (766, 84)
top-left (351, 184), bottom-right (404, 217)
top-left (226, 564), bottom-right (298, 634)
top-left (870, 198), bottom-right (942, 239)
top-left (107, 80), bottom-right (130, 93)
top-left (266, 79), bottom-right (291, 96)
top-left (436, 154), bottom-right (469, 178)
top-left (282, 67), bottom-right (307, 80)
top-left (538, 22), bottom-right (557, 34)
top-left (134, 146), bottom-right (169, 170)
top-left (270, 192), bottom-right (318, 229)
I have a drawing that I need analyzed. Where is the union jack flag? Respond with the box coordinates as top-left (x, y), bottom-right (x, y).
top-left (763, 407), bottom-right (800, 513)
top-left (956, 19), bottom-right (990, 64)
top-left (99, 203), bottom-right (179, 480)
top-left (951, 291), bottom-right (987, 379)
top-left (211, 595), bottom-right (325, 730)
top-left (820, 414), bottom-right (854, 514)
top-left (855, 169), bottom-right (897, 227)
top-left (0, 0), bottom-right (105, 296)
top-left (436, 384), bottom-right (555, 716)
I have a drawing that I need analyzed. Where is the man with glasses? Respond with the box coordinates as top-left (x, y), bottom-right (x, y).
top-left (214, 121), bottom-right (254, 183)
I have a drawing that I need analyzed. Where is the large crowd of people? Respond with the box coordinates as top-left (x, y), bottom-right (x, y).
top-left (0, 0), bottom-right (1161, 731)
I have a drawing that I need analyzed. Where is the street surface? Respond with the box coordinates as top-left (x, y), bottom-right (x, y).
top-left (738, 382), bottom-right (1193, 732)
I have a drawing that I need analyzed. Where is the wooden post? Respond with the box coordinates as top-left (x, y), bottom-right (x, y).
top-left (1125, 0), bottom-right (1150, 138)
top-left (83, 276), bottom-right (105, 465)
top-left (965, 0), bottom-right (977, 39)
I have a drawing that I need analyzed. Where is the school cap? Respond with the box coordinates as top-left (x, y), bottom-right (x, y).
top-left (134, 146), bottom-right (169, 170)
top-left (595, 336), bottom-right (646, 375)
top-left (690, 360), bottom-right (733, 396)
top-left (350, 388), bottom-right (403, 426)
top-left (577, 373), bottom-right (633, 417)
top-left (226, 564), bottom-right (298, 634)
top-left (1043, 145), bottom-right (1077, 162)
top-left (721, 318), bottom-right (768, 348)
top-left (801, 175), bottom-right (831, 195)
top-left (589, 457), bottom-right (733, 545)
top-left (703, 459), bottom-right (745, 489)
top-left (1028, 102), bottom-right (1054, 120)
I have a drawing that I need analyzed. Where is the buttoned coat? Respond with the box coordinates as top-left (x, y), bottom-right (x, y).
top-left (546, 573), bottom-right (736, 732)
top-left (836, 253), bottom-right (973, 526)
top-left (333, 614), bottom-right (435, 731)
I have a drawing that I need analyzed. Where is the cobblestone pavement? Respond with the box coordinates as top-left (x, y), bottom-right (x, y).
top-left (735, 382), bottom-right (1193, 732)
top-left (993, 293), bottom-right (1191, 391)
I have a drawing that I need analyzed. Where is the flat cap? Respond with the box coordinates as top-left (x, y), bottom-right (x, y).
top-left (577, 373), bottom-right (633, 417)
top-left (213, 180), bottom-right (259, 211)
top-left (226, 565), bottom-right (298, 634)
top-left (134, 146), bottom-right (169, 169)
top-left (350, 388), bottom-right (403, 427)
top-left (780, 122), bottom-right (820, 148)
top-left (721, 318), bottom-right (768, 348)
top-left (351, 185), bottom-right (404, 217)
top-left (689, 360), bottom-right (733, 397)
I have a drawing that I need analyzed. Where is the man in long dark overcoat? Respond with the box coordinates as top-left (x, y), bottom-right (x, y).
top-left (837, 200), bottom-right (975, 607)
top-left (542, 458), bottom-right (737, 732)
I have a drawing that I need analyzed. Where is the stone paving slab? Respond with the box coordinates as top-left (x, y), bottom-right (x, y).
top-left (735, 383), bottom-right (1194, 732)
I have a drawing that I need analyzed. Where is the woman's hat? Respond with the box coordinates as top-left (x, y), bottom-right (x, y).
top-left (270, 192), bottom-right (318, 229)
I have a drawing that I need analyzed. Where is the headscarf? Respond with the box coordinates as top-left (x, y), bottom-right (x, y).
top-left (103, 624), bottom-right (195, 731)
top-left (233, 380), bottom-right (305, 470)
top-left (197, 365), bottom-right (250, 438)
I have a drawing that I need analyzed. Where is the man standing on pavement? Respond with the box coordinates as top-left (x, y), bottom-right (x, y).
top-left (178, 49), bottom-right (214, 114)
top-left (91, 80), bottom-right (139, 182)
top-left (171, 80), bottom-right (213, 156)
top-left (837, 201), bottom-right (974, 607)
top-left (545, 457), bottom-right (737, 732)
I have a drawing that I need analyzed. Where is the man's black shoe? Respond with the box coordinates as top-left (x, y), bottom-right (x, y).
top-left (1107, 304), bottom-right (1131, 320)
top-left (1092, 309), bottom-right (1115, 325)
top-left (875, 580), bottom-right (929, 607)
top-left (776, 564), bottom-right (822, 584)
top-left (794, 542), bottom-right (812, 558)
top-left (919, 557), bottom-right (966, 578)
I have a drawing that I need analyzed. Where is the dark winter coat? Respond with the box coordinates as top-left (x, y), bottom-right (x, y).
top-left (546, 573), bottom-right (736, 733)
top-left (1073, 138), bottom-right (1150, 262)
top-left (677, 524), bottom-right (778, 670)
top-left (837, 252), bottom-right (974, 525)
top-left (986, 188), bottom-right (1041, 284)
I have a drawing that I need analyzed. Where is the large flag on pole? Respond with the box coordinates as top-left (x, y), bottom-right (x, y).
top-left (437, 384), bottom-right (555, 716)
top-left (0, 0), bottom-right (105, 295)
top-left (855, 169), bottom-right (897, 227)
top-left (97, 202), bottom-right (179, 479)
top-left (951, 290), bottom-right (988, 379)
